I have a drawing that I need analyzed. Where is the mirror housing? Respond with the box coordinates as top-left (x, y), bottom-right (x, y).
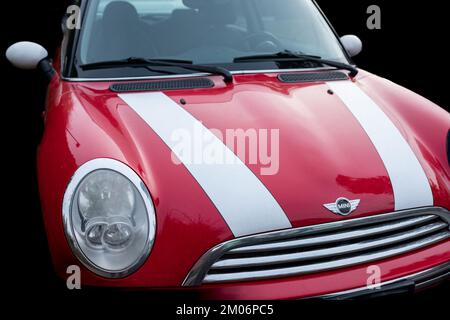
top-left (340, 35), bottom-right (363, 57)
top-left (6, 41), bottom-right (55, 80)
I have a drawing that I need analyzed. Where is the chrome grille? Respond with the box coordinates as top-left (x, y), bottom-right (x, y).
top-left (183, 208), bottom-right (450, 286)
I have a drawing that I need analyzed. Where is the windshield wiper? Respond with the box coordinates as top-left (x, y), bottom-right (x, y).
top-left (234, 50), bottom-right (358, 77)
top-left (80, 57), bottom-right (233, 83)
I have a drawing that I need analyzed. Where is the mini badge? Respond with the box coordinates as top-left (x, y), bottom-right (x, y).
top-left (324, 198), bottom-right (360, 216)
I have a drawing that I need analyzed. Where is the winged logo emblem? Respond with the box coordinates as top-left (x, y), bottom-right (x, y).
top-left (323, 198), bottom-right (360, 216)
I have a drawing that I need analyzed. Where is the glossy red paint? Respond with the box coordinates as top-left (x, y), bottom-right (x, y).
top-left (167, 72), bottom-right (396, 227)
top-left (37, 56), bottom-right (450, 295)
top-left (39, 76), bottom-right (234, 287)
top-left (357, 73), bottom-right (450, 209)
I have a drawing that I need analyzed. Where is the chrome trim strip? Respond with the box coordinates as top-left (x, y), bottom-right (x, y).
top-left (203, 232), bottom-right (450, 283)
top-left (414, 271), bottom-right (450, 290)
top-left (229, 215), bottom-right (436, 254)
top-left (61, 67), bottom-right (337, 82)
top-left (316, 262), bottom-right (450, 299)
top-left (62, 158), bottom-right (157, 278)
top-left (183, 207), bottom-right (450, 286)
top-left (211, 222), bottom-right (447, 270)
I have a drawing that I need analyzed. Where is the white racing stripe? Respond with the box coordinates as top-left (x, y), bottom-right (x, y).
top-left (119, 92), bottom-right (292, 237)
top-left (327, 81), bottom-right (433, 210)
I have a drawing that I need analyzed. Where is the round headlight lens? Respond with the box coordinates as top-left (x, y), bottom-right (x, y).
top-left (103, 222), bottom-right (134, 249)
top-left (78, 170), bottom-right (135, 221)
top-left (63, 159), bottom-right (156, 278)
top-left (85, 220), bottom-right (107, 248)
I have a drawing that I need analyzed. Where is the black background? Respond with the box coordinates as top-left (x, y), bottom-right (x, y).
top-left (1, 0), bottom-right (448, 312)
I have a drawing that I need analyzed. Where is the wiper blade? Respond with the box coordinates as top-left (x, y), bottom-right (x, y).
top-left (80, 58), bottom-right (192, 77)
top-left (234, 50), bottom-right (358, 77)
top-left (80, 57), bottom-right (233, 83)
top-left (234, 52), bottom-right (322, 61)
top-left (80, 57), bottom-right (194, 69)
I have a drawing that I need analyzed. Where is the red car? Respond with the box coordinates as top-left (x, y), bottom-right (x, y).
top-left (6, 0), bottom-right (450, 299)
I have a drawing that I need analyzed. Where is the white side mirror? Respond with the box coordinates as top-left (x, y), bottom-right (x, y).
top-left (6, 41), bottom-right (49, 70)
top-left (340, 35), bottom-right (363, 57)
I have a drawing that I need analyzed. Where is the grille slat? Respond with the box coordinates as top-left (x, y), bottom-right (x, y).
top-left (229, 215), bottom-right (436, 254)
top-left (204, 231), bottom-right (450, 284)
top-left (211, 221), bottom-right (448, 270)
top-left (184, 209), bottom-right (450, 286)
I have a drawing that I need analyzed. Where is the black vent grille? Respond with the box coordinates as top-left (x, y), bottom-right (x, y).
top-left (110, 78), bottom-right (214, 92)
top-left (278, 71), bottom-right (349, 83)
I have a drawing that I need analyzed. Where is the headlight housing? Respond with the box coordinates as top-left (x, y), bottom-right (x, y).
top-left (63, 159), bottom-right (156, 278)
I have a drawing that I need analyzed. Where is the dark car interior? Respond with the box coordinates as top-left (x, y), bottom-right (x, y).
top-left (86, 0), bottom-right (255, 63)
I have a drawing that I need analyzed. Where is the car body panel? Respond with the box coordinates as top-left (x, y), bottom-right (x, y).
top-left (357, 73), bottom-right (450, 210)
top-left (37, 48), bottom-right (450, 293)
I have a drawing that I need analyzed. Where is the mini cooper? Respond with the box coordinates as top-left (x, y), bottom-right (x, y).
top-left (6, 0), bottom-right (450, 299)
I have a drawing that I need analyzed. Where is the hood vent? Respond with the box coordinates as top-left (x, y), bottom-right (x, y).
top-left (110, 78), bottom-right (214, 93)
top-left (278, 71), bottom-right (349, 83)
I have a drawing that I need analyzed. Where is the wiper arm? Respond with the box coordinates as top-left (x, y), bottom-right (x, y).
top-left (80, 58), bottom-right (193, 77)
top-left (234, 52), bottom-right (322, 61)
top-left (234, 50), bottom-right (358, 77)
top-left (80, 57), bottom-right (233, 83)
top-left (80, 57), bottom-right (194, 69)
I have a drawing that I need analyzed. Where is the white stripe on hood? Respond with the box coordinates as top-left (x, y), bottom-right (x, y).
top-left (119, 92), bottom-right (292, 237)
top-left (328, 81), bottom-right (433, 210)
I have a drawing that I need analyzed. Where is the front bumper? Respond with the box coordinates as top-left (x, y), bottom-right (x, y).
top-left (316, 262), bottom-right (450, 300)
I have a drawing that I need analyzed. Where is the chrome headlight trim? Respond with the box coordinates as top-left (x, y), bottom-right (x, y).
top-left (62, 158), bottom-right (156, 278)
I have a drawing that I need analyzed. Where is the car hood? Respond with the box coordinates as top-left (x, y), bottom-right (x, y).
top-left (67, 70), bottom-right (449, 238)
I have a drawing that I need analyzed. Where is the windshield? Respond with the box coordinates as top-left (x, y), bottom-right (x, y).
top-left (76, 0), bottom-right (348, 77)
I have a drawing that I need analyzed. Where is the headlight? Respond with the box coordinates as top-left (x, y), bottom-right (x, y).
top-left (63, 159), bottom-right (156, 278)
